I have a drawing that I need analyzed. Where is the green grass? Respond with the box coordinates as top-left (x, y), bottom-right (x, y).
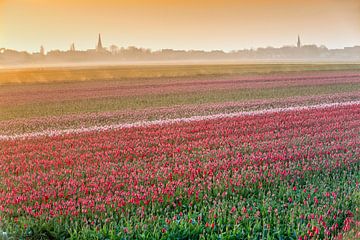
top-left (1, 63), bottom-right (360, 85)
top-left (1, 82), bottom-right (359, 121)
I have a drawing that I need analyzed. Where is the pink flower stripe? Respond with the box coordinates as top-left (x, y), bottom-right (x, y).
top-left (1, 101), bottom-right (359, 141)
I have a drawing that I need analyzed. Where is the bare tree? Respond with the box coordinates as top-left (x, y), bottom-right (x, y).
top-left (70, 43), bottom-right (76, 52)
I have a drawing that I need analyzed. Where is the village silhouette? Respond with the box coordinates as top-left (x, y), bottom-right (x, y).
top-left (1, 34), bottom-right (359, 65)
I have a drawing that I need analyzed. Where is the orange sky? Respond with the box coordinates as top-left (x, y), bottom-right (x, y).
top-left (1, 0), bottom-right (360, 52)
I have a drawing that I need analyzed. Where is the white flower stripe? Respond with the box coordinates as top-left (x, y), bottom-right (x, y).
top-left (1, 101), bottom-right (359, 141)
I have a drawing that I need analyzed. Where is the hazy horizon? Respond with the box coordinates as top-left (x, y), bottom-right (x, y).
top-left (1, 0), bottom-right (360, 52)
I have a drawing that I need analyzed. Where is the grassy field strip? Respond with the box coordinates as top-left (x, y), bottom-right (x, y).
top-left (1, 100), bottom-right (359, 141)
top-left (1, 64), bottom-right (360, 85)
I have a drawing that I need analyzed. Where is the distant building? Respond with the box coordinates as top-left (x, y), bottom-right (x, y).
top-left (40, 45), bottom-right (45, 55)
top-left (297, 35), bottom-right (301, 48)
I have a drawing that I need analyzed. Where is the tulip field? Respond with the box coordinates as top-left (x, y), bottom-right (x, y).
top-left (0, 64), bottom-right (360, 239)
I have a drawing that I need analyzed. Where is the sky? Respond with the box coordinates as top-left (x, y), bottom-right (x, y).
top-left (0, 0), bottom-right (360, 52)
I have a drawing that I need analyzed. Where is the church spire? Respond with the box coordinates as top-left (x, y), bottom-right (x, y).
top-left (297, 35), bottom-right (301, 48)
top-left (96, 34), bottom-right (103, 52)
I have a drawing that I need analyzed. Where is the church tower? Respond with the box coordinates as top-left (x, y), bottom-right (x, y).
top-left (96, 34), bottom-right (104, 52)
top-left (297, 35), bottom-right (301, 48)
